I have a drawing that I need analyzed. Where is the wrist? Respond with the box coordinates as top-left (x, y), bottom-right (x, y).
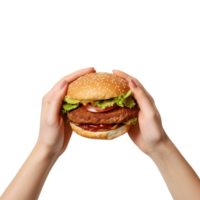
top-left (148, 134), bottom-right (174, 161)
top-left (0, 142), bottom-right (58, 200)
top-left (33, 142), bottom-right (59, 164)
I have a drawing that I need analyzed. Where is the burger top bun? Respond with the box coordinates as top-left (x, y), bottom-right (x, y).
top-left (70, 122), bottom-right (131, 140)
top-left (67, 72), bottom-right (130, 101)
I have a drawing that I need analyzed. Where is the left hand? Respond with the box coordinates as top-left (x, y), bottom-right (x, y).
top-left (36, 67), bottom-right (96, 158)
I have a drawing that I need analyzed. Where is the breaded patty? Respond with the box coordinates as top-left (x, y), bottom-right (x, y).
top-left (67, 106), bottom-right (138, 124)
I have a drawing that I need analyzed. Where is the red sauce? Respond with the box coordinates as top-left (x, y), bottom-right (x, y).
top-left (79, 124), bottom-right (114, 132)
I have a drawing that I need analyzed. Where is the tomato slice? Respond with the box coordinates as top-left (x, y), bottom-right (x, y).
top-left (82, 103), bottom-right (117, 112)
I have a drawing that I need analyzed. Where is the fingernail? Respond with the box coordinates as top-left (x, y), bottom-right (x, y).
top-left (89, 66), bottom-right (97, 70)
top-left (110, 68), bottom-right (116, 73)
top-left (60, 80), bottom-right (67, 89)
top-left (131, 79), bottom-right (137, 88)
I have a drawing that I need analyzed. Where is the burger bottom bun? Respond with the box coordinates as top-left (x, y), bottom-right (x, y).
top-left (70, 122), bottom-right (131, 140)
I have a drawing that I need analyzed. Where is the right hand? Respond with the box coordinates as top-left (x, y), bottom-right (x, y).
top-left (113, 70), bottom-right (169, 157)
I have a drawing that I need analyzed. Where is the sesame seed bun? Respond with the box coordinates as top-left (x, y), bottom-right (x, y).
top-left (67, 72), bottom-right (130, 101)
top-left (70, 122), bottom-right (131, 140)
top-left (66, 72), bottom-right (135, 140)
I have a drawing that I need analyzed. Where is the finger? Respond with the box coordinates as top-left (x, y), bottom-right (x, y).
top-left (41, 67), bottom-right (96, 119)
top-left (46, 66), bottom-right (96, 96)
top-left (129, 79), bottom-right (155, 118)
top-left (46, 80), bottom-right (68, 126)
top-left (113, 69), bottom-right (154, 103)
top-left (44, 67), bottom-right (96, 105)
top-left (112, 69), bottom-right (157, 109)
top-left (66, 67), bottom-right (95, 81)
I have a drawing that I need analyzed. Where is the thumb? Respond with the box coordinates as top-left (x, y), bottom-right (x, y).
top-left (47, 80), bottom-right (68, 125)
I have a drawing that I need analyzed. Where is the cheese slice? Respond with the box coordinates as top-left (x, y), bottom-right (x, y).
top-left (82, 101), bottom-right (96, 106)
top-left (82, 102), bottom-right (88, 106)
top-left (110, 124), bottom-right (119, 130)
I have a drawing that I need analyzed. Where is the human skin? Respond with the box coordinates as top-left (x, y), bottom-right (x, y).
top-left (0, 67), bottom-right (96, 200)
top-left (1, 68), bottom-right (200, 200)
top-left (113, 70), bottom-right (200, 200)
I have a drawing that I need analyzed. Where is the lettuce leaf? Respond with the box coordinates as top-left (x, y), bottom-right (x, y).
top-left (63, 96), bottom-right (80, 104)
top-left (62, 103), bottom-right (79, 113)
top-left (94, 90), bottom-right (135, 109)
top-left (123, 118), bottom-right (137, 125)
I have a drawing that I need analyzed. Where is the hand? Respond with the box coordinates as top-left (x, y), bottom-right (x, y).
top-left (113, 70), bottom-right (168, 156)
top-left (36, 67), bottom-right (96, 158)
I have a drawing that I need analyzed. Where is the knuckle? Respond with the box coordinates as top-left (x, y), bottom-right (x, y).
top-left (45, 116), bottom-right (56, 127)
top-left (42, 94), bottom-right (48, 104)
top-left (146, 111), bottom-right (157, 119)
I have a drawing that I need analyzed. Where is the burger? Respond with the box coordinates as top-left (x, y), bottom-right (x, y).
top-left (62, 72), bottom-right (138, 140)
